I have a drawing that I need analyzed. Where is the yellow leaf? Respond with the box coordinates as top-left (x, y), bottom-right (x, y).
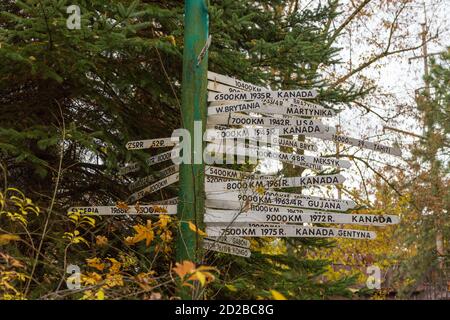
top-left (95, 289), bottom-right (105, 300)
top-left (270, 290), bottom-right (287, 300)
top-left (0, 234), bottom-right (20, 245)
top-left (124, 236), bottom-right (135, 246)
top-left (225, 284), bottom-right (238, 292)
top-left (188, 221), bottom-right (207, 236)
top-left (132, 220), bottom-right (154, 247)
top-left (167, 35), bottom-right (176, 46)
top-left (173, 260), bottom-right (196, 279)
top-left (192, 271), bottom-right (206, 286)
top-left (255, 186), bottom-right (266, 196)
top-left (160, 230), bottom-right (173, 242)
top-left (86, 257), bottom-right (105, 271)
top-left (95, 235), bottom-right (108, 247)
top-left (107, 258), bottom-right (122, 274)
top-left (116, 201), bottom-right (129, 212)
top-left (158, 215), bottom-right (171, 228)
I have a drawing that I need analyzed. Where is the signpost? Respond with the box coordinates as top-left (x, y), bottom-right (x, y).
top-left (205, 166), bottom-right (276, 181)
top-left (205, 174), bottom-right (346, 192)
top-left (205, 236), bottom-right (250, 248)
top-left (204, 123), bottom-right (329, 141)
top-left (207, 143), bottom-right (351, 170)
top-left (120, 148), bottom-right (179, 175)
top-left (247, 136), bottom-right (318, 152)
top-left (68, 204), bottom-right (177, 215)
top-left (208, 71), bottom-right (265, 92)
top-left (207, 89), bottom-right (318, 102)
top-left (207, 101), bottom-right (335, 118)
top-left (307, 132), bottom-right (402, 157)
top-left (128, 172), bottom-right (179, 203)
top-left (207, 114), bottom-right (327, 127)
top-left (206, 225), bottom-right (377, 239)
top-left (126, 137), bottom-right (179, 150)
top-left (176, 0), bottom-right (209, 266)
top-left (146, 148), bottom-right (179, 166)
top-left (149, 197), bottom-right (179, 205)
top-left (207, 84), bottom-right (329, 111)
top-left (128, 164), bottom-right (179, 191)
top-left (203, 239), bottom-right (251, 257)
top-left (205, 208), bottom-right (400, 226)
top-left (205, 190), bottom-right (356, 211)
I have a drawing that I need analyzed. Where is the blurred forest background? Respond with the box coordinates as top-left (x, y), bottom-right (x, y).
top-left (0, 0), bottom-right (448, 300)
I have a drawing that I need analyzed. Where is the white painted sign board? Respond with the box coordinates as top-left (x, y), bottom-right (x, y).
top-left (207, 90), bottom-right (318, 102)
top-left (205, 174), bottom-right (345, 192)
top-left (207, 114), bottom-right (326, 128)
top-left (205, 166), bottom-right (276, 181)
top-left (205, 124), bottom-right (327, 141)
top-left (206, 190), bottom-right (355, 211)
top-left (247, 136), bottom-right (317, 152)
top-left (129, 165), bottom-right (179, 191)
top-left (128, 173), bottom-right (179, 203)
top-left (149, 197), bottom-right (179, 206)
top-left (207, 101), bottom-right (335, 118)
top-left (203, 239), bottom-right (251, 257)
top-left (126, 137), bottom-right (179, 150)
top-left (206, 226), bottom-right (376, 239)
top-left (205, 236), bottom-right (251, 248)
top-left (207, 143), bottom-right (351, 170)
top-left (205, 208), bottom-right (400, 226)
top-left (308, 132), bottom-right (402, 157)
top-left (68, 204), bottom-right (177, 215)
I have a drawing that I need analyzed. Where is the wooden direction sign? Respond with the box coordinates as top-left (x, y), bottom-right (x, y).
top-left (207, 72), bottom-right (324, 111)
top-left (129, 164), bottom-right (179, 191)
top-left (208, 81), bottom-right (261, 94)
top-left (205, 236), bottom-right (251, 248)
top-left (207, 100), bottom-right (335, 118)
top-left (206, 143), bottom-right (322, 170)
top-left (118, 162), bottom-right (140, 175)
top-left (126, 137), bottom-right (179, 150)
top-left (208, 71), bottom-right (264, 93)
top-left (307, 132), bottom-right (402, 157)
top-left (208, 89), bottom-right (318, 102)
top-left (149, 197), bottom-right (179, 206)
top-left (203, 239), bottom-right (251, 258)
top-left (248, 136), bottom-right (318, 152)
top-left (68, 204), bottom-right (177, 215)
top-left (205, 208), bottom-right (400, 226)
top-left (205, 174), bottom-right (345, 193)
top-left (120, 148), bottom-right (179, 175)
top-left (128, 172), bottom-right (179, 203)
top-left (206, 190), bottom-right (355, 212)
top-left (206, 225), bottom-right (376, 239)
top-left (146, 148), bottom-right (179, 166)
top-left (207, 143), bottom-right (351, 170)
top-left (205, 165), bottom-right (276, 181)
top-left (208, 81), bottom-right (329, 115)
top-left (207, 114), bottom-right (327, 127)
top-left (205, 123), bottom-right (328, 141)
top-left (205, 175), bottom-right (235, 184)
top-left (257, 104), bottom-right (336, 118)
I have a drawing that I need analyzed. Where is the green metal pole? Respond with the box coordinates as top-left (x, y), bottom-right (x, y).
top-left (176, 0), bottom-right (209, 265)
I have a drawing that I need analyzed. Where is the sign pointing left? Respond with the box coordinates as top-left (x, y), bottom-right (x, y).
top-left (126, 137), bottom-right (179, 150)
top-left (68, 204), bottom-right (177, 215)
